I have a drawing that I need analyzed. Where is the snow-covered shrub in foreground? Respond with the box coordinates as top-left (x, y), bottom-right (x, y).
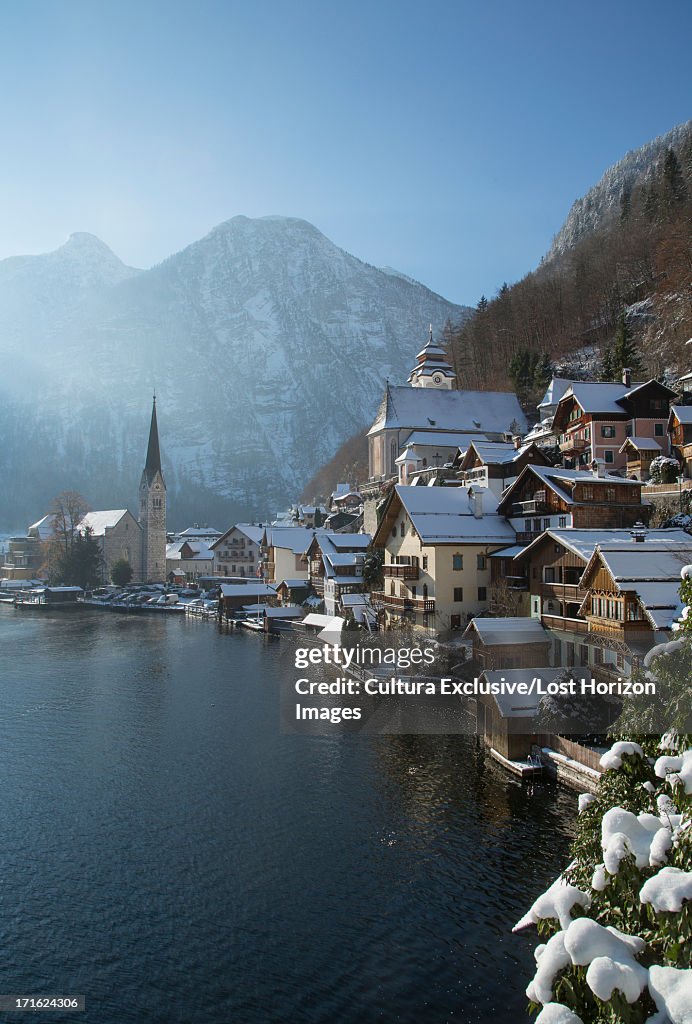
top-left (515, 738), bottom-right (691, 1022)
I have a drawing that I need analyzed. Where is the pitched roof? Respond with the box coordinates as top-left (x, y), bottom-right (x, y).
top-left (394, 484), bottom-right (515, 545)
top-left (517, 528), bottom-right (692, 564)
top-left (538, 377), bottom-right (574, 410)
top-left (669, 405), bottom-right (692, 425)
top-left (143, 397), bottom-right (163, 484)
top-left (210, 523), bottom-right (266, 549)
top-left (368, 384), bottom-right (528, 437)
top-left (619, 436), bottom-right (662, 453)
top-left (79, 510), bottom-right (133, 536)
top-left (464, 617), bottom-right (549, 646)
top-left (498, 463), bottom-right (640, 512)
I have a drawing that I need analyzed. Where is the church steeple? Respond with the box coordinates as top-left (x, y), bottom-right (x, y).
top-left (139, 396), bottom-right (167, 582)
top-left (407, 325), bottom-right (457, 389)
top-left (143, 396), bottom-right (164, 485)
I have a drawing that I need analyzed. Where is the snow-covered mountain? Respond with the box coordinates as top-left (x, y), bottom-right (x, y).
top-left (0, 216), bottom-right (469, 527)
top-left (547, 120), bottom-right (691, 259)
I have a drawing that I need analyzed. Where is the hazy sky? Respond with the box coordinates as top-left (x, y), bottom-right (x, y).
top-left (0, 0), bottom-right (689, 305)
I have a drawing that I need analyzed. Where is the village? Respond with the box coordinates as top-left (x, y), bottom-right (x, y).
top-left (3, 328), bottom-right (692, 788)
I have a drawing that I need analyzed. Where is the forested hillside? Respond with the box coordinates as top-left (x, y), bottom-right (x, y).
top-left (449, 123), bottom-right (692, 392)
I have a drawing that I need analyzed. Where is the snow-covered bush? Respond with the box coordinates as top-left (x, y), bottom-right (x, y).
top-left (649, 457), bottom-right (681, 485)
top-left (514, 739), bottom-right (691, 1022)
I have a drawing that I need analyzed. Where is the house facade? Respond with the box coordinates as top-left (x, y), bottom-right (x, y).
top-left (371, 484), bottom-right (515, 633)
top-left (210, 524), bottom-right (264, 578)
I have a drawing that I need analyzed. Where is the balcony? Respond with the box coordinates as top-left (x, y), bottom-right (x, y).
top-left (541, 583), bottom-right (583, 602)
top-left (371, 592), bottom-right (435, 614)
top-left (383, 563), bottom-right (420, 580)
top-left (560, 432), bottom-right (589, 453)
top-left (511, 492), bottom-right (548, 516)
top-left (542, 614), bottom-right (589, 635)
top-left (587, 617), bottom-right (651, 638)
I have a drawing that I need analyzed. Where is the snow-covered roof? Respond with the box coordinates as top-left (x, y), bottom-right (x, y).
top-left (210, 523), bottom-right (265, 549)
top-left (669, 405), bottom-right (692, 425)
top-left (465, 617), bottom-right (550, 647)
top-left (79, 510), bottom-right (132, 536)
top-left (276, 578), bottom-right (310, 588)
top-left (394, 484), bottom-right (515, 545)
top-left (479, 669), bottom-right (564, 717)
top-left (28, 514), bottom-right (55, 540)
top-left (310, 532), bottom-right (370, 579)
top-left (518, 528), bottom-right (692, 565)
top-left (488, 544), bottom-right (527, 559)
top-left (402, 430), bottom-right (475, 448)
top-left (220, 583), bottom-right (277, 598)
top-left (465, 440), bottom-right (531, 465)
top-left (177, 526), bottom-right (222, 538)
top-left (501, 464), bottom-right (640, 511)
top-left (560, 381), bottom-right (643, 415)
top-left (266, 526), bottom-right (319, 554)
top-left (166, 541), bottom-right (213, 560)
top-left (368, 384), bottom-right (528, 437)
top-left (619, 436), bottom-right (662, 453)
top-left (329, 534), bottom-right (370, 550)
top-left (538, 377), bottom-right (574, 410)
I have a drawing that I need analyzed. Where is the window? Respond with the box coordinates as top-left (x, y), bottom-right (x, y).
top-left (533, 519), bottom-right (542, 533)
top-left (544, 567), bottom-right (556, 583)
top-left (391, 527), bottom-right (396, 538)
top-left (566, 643), bottom-right (575, 666)
top-left (543, 518), bottom-right (550, 530)
top-left (478, 587), bottom-right (487, 601)
top-left (655, 423), bottom-right (664, 436)
top-left (582, 486), bottom-right (593, 501)
top-left (476, 554), bottom-right (486, 570)
top-left (400, 522), bottom-right (405, 537)
top-left (553, 639), bottom-right (561, 664)
top-left (525, 519), bottom-right (532, 531)
top-left (411, 586), bottom-right (417, 599)
top-left (606, 487), bottom-right (616, 501)
top-left (604, 451), bottom-right (614, 464)
top-left (594, 647), bottom-right (603, 665)
top-left (422, 556), bottom-right (428, 570)
top-left (580, 644), bottom-right (589, 667)
top-left (558, 516), bottom-right (567, 528)
top-left (454, 587), bottom-right (463, 602)
top-left (453, 554), bottom-right (463, 570)
top-left (601, 425), bottom-right (616, 438)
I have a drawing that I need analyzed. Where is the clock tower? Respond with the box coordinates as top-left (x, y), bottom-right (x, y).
top-left (139, 397), bottom-right (167, 582)
top-left (407, 326), bottom-right (457, 389)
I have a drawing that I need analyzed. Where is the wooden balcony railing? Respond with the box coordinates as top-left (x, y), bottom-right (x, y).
top-left (383, 564), bottom-right (420, 580)
top-left (371, 592), bottom-right (435, 614)
top-left (542, 614), bottom-right (589, 635)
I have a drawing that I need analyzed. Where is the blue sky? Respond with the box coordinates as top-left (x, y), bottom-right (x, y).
top-left (0, 0), bottom-right (689, 305)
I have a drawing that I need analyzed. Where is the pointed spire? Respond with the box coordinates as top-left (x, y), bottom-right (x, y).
top-left (144, 395), bottom-right (162, 484)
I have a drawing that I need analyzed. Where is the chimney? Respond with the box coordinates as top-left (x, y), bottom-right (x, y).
top-left (631, 521), bottom-right (647, 543)
top-left (513, 435), bottom-right (522, 450)
top-left (622, 367), bottom-right (631, 387)
top-left (470, 488), bottom-right (484, 519)
top-left (591, 459), bottom-right (602, 478)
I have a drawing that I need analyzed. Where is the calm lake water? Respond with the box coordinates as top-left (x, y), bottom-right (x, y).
top-left (0, 609), bottom-right (576, 1023)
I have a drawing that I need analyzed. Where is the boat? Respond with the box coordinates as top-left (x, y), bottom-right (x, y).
top-left (13, 586), bottom-right (84, 609)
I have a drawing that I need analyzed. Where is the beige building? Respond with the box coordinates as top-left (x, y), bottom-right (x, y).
top-left (260, 526), bottom-right (316, 585)
top-left (372, 484), bottom-right (516, 634)
top-left (79, 509), bottom-right (143, 583)
top-left (211, 524), bottom-right (264, 578)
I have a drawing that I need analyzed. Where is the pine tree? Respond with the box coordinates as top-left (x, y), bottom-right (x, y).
top-left (611, 310), bottom-right (642, 376)
top-left (477, 295), bottom-right (488, 312)
top-left (533, 352), bottom-right (553, 391)
top-left (600, 346), bottom-right (614, 381)
top-left (662, 147), bottom-right (687, 213)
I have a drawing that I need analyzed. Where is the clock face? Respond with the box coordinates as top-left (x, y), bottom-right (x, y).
top-left (433, 374), bottom-right (442, 385)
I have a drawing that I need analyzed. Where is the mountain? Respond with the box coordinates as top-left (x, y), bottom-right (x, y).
top-left (443, 120), bottom-right (692, 407)
top-left (0, 216), bottom-right (469, 528)
top-left (547, 121), bottom-right (691, 259)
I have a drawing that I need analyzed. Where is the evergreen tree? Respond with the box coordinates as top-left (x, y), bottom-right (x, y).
top-left (662, 147), bottom-right (687, 213)
top-left (600, 346), bottom-right (615, 381)
top-left (51, 527), bottom-right (103, 588)
top-left (611, 309), bottom-right (642, 376)
top-left (111, 558), bottom-right (134, 586)
top-left (477, 295), bottom-right (488, 312)
top-left (619, 184), bottom-right (632, 221)
top-left (533, 352), bottom-right (553, 391)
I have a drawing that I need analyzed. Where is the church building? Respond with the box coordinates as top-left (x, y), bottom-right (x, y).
top-left (367, 327), bottom-right (528, 481)
top-left (139, 397), bottom-right (167, 582)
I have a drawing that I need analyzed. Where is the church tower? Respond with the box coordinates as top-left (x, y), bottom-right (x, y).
top-left (139, 397), bottom-right (167, 582)
top-left (407, 325), bottom-right (457, 389)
